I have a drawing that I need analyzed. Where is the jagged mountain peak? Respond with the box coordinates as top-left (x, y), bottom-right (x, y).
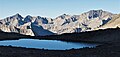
top-left (87, 9), bottom-right (104, 19)
top-left (26, 15), bottom-right (32, 17)
top-left (10, 13), bottom-right (23, 19)
top-left (80, 9), bottom-right (113, 20)
top-left (56, 14), bottom-right (71, 19)
top-left (13, 13), bottom-right (22, 17)
top-left (0, 9), bottom-right (116, 36)
top-left (24, 15), bottom-right (33, 23)
top-left (25, 15), bottom-right (33, 19)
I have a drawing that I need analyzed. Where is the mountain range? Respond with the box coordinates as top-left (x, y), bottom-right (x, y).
top-left (0, 9), bottom-right (119, 36)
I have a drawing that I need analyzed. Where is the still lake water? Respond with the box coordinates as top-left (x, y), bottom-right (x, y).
top-left (0, 39), bottom-right (99, 50)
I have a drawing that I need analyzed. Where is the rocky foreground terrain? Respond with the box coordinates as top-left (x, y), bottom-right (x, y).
top-left (0, 9), bottom-right (118, 36)
top-left (0, 30), bottom-right (29, 40)
top-left (0, 42), bottom-right (120, 57)
top-left (0, 28), bottom-right (120, 57)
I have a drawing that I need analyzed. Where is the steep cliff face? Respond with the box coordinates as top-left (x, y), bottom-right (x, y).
top-left (0, 14), bottom-right (34, 36)
top-left (99, 14), bottom-right (120, 29)
top-left (0, 10), bottom-right (116, 36)
top-left (31, 23), bottom-right (54, 36)
top-left (45, 10), bottom-right (113, 34)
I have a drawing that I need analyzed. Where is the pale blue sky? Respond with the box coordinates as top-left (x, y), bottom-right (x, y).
top-left (0, 0), bottom-right (120, 19)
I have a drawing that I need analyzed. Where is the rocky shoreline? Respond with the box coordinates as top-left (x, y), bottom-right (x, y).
top-left (0, 42), bottom-right (120, 57)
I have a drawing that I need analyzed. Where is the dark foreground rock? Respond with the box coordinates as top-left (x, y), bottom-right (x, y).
top-left (34, 28), bottom-right (120, 43)
top-left (0, 28), bottom-right (120, 57)
top-left (0, 31), bottom-right (30, 40)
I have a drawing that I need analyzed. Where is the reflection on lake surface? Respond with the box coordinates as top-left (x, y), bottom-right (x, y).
top-left (0, 39), bottom-right (99, 50)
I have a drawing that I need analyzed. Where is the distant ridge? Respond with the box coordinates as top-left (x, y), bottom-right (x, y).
top-left (0, 9), bottom-right (119, 36)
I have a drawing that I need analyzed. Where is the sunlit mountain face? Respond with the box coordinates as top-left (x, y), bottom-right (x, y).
top-left (0, 9), bottom-right (119, 36)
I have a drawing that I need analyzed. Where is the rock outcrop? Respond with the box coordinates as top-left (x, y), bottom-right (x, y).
top-left (0, 10), bottom-right (116, 36)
